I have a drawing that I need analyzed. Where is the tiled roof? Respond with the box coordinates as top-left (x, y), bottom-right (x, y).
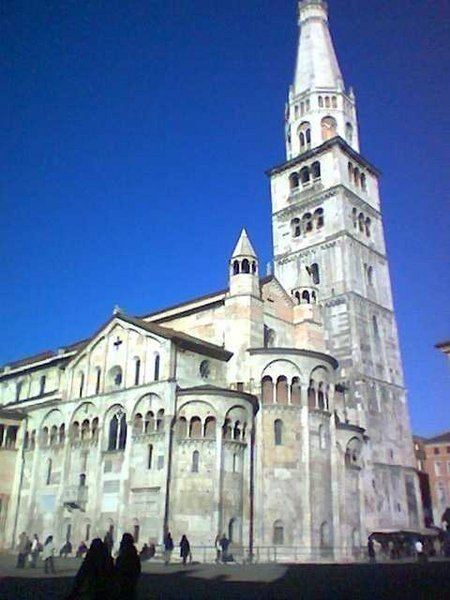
top-left (425, 431), bottom-right (450, 444)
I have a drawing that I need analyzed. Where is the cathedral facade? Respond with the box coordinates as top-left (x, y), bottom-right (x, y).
top-left (0, 1), bottom-right (421, 561)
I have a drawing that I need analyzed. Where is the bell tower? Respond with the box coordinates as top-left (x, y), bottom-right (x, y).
top-left (269, 0), bottom-right (421, 531)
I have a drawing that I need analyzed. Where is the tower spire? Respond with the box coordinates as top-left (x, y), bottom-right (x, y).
top-left (284, 1), bottom-right (359, 160)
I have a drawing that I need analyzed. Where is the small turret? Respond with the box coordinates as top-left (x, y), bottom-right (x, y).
top-left (229, 229), bottom-right (260, 297)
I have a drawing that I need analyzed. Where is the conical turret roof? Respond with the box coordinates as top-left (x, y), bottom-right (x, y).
top-left (231, 228), bottom-right (257, 259)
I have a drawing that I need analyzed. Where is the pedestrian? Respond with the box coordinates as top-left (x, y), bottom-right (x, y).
top-left (139, 543), bottom-right (151, 561)
top-left (367, 537), bottom-right (376, 563)
top-left (68, 538), bottom-right (114, 600)
top-left (16, 532), bottom-right (29, 568)
top-left (179, 535), bottom-right (191, 566)
top-left (104, 530), bottom-right (114, 555)
top-left (76, 541), bottom-right (88, 559)
top-left (163, 532), bottom-right (174, 565)
top-left (60, 540), bottom-right (73, 558)
top-left (214, 534), bottom-right (221, 563)
top-left (30, 534), bottom-right (41, 568)
top-left (415, 539), bottom-right (427, 564)
top-left (115, 533), bottom-right (141, 600)
top-left (43, 535), bottom-right (56, 574)
top-left (219, 533), bottom-right (230, 563)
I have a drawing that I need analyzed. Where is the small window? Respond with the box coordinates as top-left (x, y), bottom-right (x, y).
top-left (242, 259), bottom-right (250, 274)
top-left (95, 368), bottom-right (101, 395)
top-left (233, 260), bottom-right (240, 275)
top-left (134, 358), bottom-right (141, 386)
top-left (309, 263), bottom-right (320, 285)
top-left (289, 172), bottom-right (299, 190)
top-left (434, 448), bottom-right (440, 455)
top-left (274, 419), bottom-right (283, 446)
top-left (291, 218), bottom-right (301, 238)
top-left (311, 161), bottom-right (321, 179)
top-left (318, 96), bottom-right (323, 108)
top-left (133, 524), bottom-right (140, 544)
top-left (192, 450), bottom-right (199, 473)
top-left (365, 217), bottom-right (371, 237)
top-left (154, 353), bottom-right (160, 381)
top-left (315, 208), bottom-right (324, 229)
top-left (39, 375), bottom-right (46, 396)
top-left (199, 360), bottom-right (210, 379)
top-left (273, 520), bottom-right (284, 545)
top-left (148, 444), bottom-right (153, 469)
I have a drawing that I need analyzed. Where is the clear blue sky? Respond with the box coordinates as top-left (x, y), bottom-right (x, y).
top-left (2, 0), bottom-right (449, 436)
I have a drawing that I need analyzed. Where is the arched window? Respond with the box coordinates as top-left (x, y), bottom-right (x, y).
top-left (156, 409), bottom-right (165, 432)
top-left (291, 377), bottom-right (301, 405)
top-left (233, 260), bottom-right (240, 275)
top-left (299, 122), bottom-right (311, 150)
top-left (242, 259), bottom-right (250, 274)
top-left (365, 217), bottom-right (371, 237)
top-left (177, 416), bottom-right (187, 438)
top-left (305, 128), bottom-right (311, 144)
top-left (92, 418), bottom-right (99, 441)
top-left (318, 96), bottom-right (323, 108)
top-left (16, 381), bottom-right (23, 402)
top-left (318, 383), bottom-right (325, 409)
top-left (358, 213), bottom-right (364, 232)
top-left (346, 122), bottom-right (353, 143)
top-left (311, 161), bottom-right (321, 179)
top-left (78, 372), bottom-right (85, 398)
top-left (59, 423), bottom-right (66, 444)
top-left (118, 414), bottom-right (127, 450)
top-left (264, 326), bottom-right (276, 348)
top-left (154, 353), bottom-right (160, 381)
top-left (302, 212), bottom-right (313, 232)
top-left (308, 380), bottom-right (316, 408)
top-left (274, 419), bottom-right (283, 446)
top-left (360, 173), bottom-right (367, 191)
top-left (145, 411), bottom-right (155, 433)
top-left (309, 263), bottom-right (320, 284)
top-left (192, 450), bottom-right (200, 473)
top-left (325, 96), bottom-right (330, 108)
top-left (372, 316), bottom-right (380, 340)
top-left (315, 208), bottom-right (324, 229)
top-left (261, 376), bottom-right (274, 404)
top-left (110, 366), bottom-right (123, 387)
top-left (233, 421), bottom-right (241, 440)
top-left (95, 367), bottom-right (101, 395)
top-left (204, 416), bottom-right (216, 438)
top-left (42, 426), bottom-right (49, 447)
top-left (352, 207), bottom-right (358, 228)
top-left (134, 358), bottom-right (141, 386)
top-left (291, 218), bottom-right (301, 238)
top-left (345, 437), bottom-right (362, 468)
top-left (252, 261), bottom-right (257, 274)
top-left (39, 375), bottom-right (46, 396)
top-left (294, 291), bottom-right (301, 305)
top-left (81, 419), bottom-right (90, 440)
top-left (50, 425), bottom-right (58, 445)
top-left (276, 376), bottom-right (288, 405)
top-left (302, 290), bottom-right (310, 304)
top-left (300, 166), bottom-right (310, 185)
top-left (299, 132), bottom-right (305, 148)
top-left (354, 167), bottom-right (360, 187)
top-left (189, 416), bottom-right (202, 438)
top-left (273, 520), bottom-right (284, 545)
top-left (71, 421), bottom-right (80, 441)
top-left (321, 116), bottom-right (337, 141)
top-left (348, 162), bottom-right (353, 181)
top-left (332, 96), bottom-right (337, 108)
top-left (147, 444), bottom-right (153, 469)
top-left (222, 418), bottom-right (232, 439)
top-left (311, 291), bottom-right (317, 303)
top-left (289, 172), bottom-right (299, 190)
top-left (133, 413), bottom-right (143, 435)
top-left (46, 459), bottom-right (52, 485)
top-left (108, 415), bottom-right (119, 451)
top-left (367, 266), bottom-right (374, 286)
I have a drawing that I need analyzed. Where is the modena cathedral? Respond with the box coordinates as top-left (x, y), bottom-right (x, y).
top-left (0, 1), bottom-right (421, 560)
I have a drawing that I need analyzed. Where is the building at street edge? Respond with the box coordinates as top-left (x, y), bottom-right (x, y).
top-left (0, 1), bottom-right (422, 560)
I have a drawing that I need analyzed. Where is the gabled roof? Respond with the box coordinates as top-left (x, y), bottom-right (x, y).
top-left (425, 431), bottom-right (450, 444)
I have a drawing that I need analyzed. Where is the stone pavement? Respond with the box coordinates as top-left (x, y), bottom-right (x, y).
top-left (0, 554), bottom-right (449, 599)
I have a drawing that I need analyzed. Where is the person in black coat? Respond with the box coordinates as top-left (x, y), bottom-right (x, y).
top-left (68, 538), bottom-right (114, 600)
top-left (179, 535), bottom-right (191, 566)
top-left (115, 533), bottom-right (141, 600)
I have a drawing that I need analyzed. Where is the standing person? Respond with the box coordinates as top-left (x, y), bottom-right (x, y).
top-left (30, 534), bottom-right (41, 568)
top-left (16, 532), bottom-right (29, 568)
top-left (179, 535), bottom-right (190, 566)
top-left (415, 539), bottom-right (427, 564)
top-left (68, 538), bottom-right (114, 600)
top-left (214, 534), bottom-right (221, 564)
top-left (219, 534), bottom-right (230, 563)
top-left (115, 533), bottom-right (141, 600)
top-left (104, 530), bottom-right (114, 555)
top-left (42, 535), bottom-right (56, 574)
top-left (444, 525), bottom-right (450, 558)
top-left (163, 532), bottom-right (174, 565)
top-left (367, 537), bottom-right (376, 563)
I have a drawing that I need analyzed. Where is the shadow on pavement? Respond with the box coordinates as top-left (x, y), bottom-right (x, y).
top-left (0, 561), bottom-right (449, 599)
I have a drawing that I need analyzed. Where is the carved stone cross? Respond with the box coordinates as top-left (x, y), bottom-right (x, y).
top-left (113, 337), bottom-right (123, 350)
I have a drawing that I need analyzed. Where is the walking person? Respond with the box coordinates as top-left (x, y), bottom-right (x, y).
top-left (30, 534), bottom-right (41, 568)
top-left (115, 533), bottom-right (141, 600)
top-left (163, 532), bottom-right (174, 565)
top-left (219, 533), bottom-right (230, 563)
top-left (43, 535), bottom-right (56, 574)
top-left (214, 534), bottom-right (221, 564)
top-left (179, 535), bottom-right (191, 566)
top-left (68, 538), bottom-right (114, 600)
top-left (367, 537), bottom-right (376, 563)
top-left (16, 532), bottom-right (29, 568)
top-left (104, 530), bottom-right (114, 555)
